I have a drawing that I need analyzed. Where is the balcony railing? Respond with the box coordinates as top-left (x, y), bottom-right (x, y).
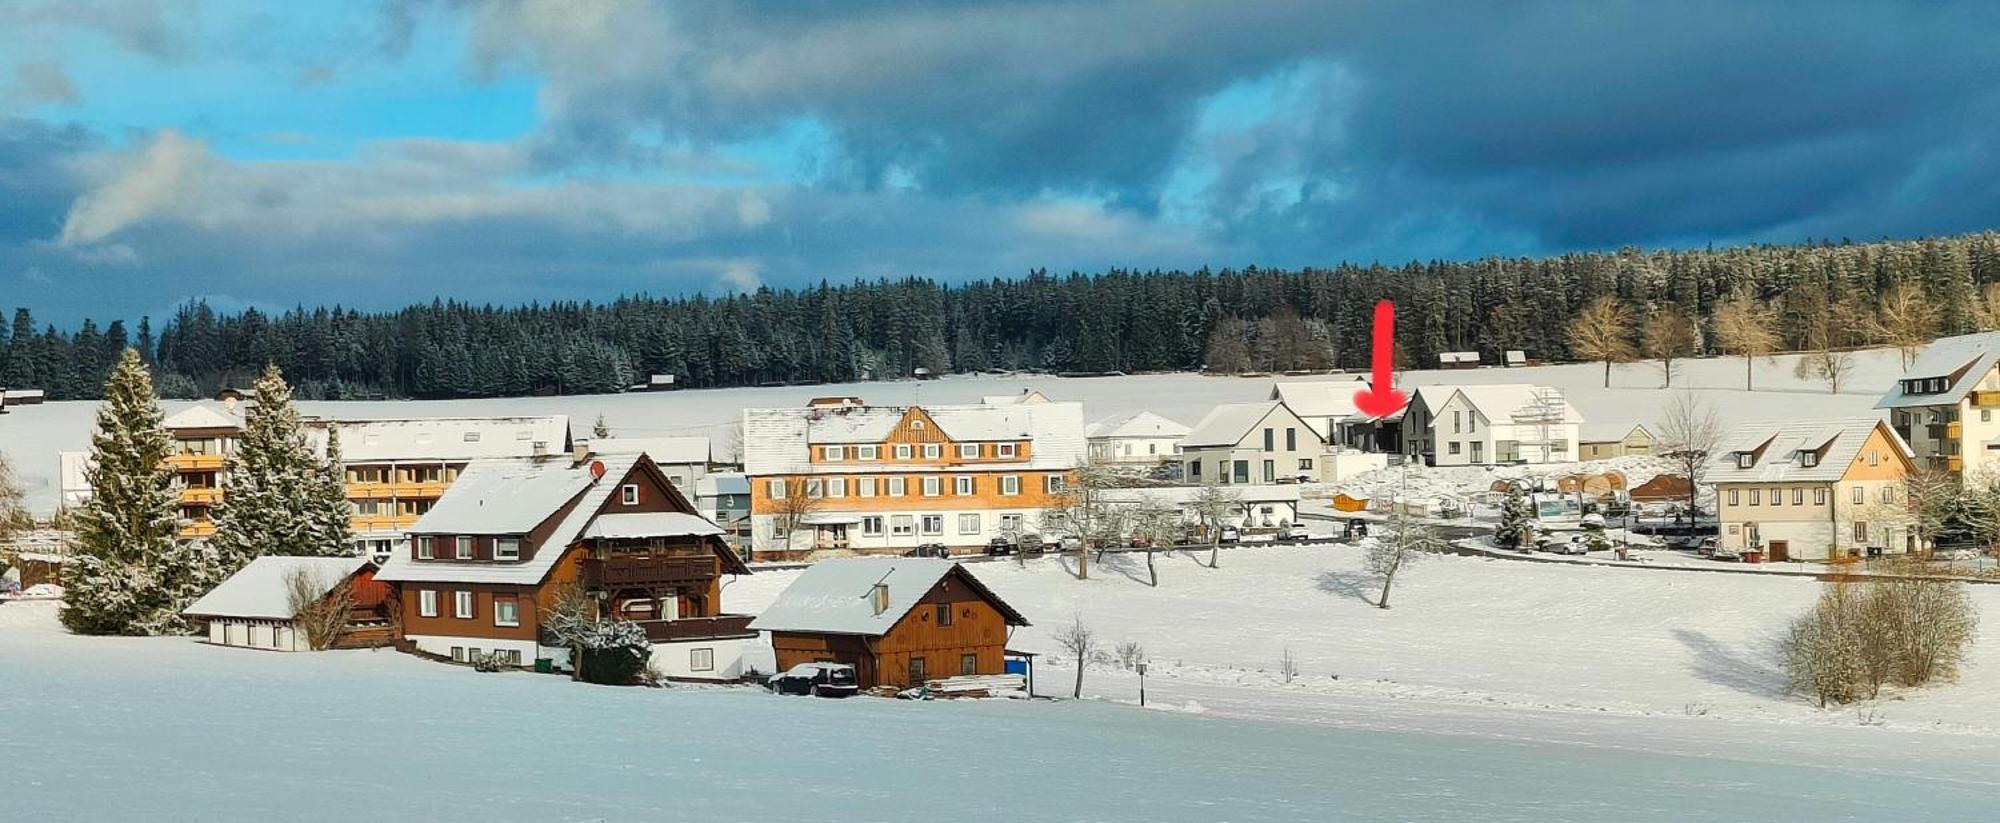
top-left (637, 614), bottom-right (756, 643)
top-left (1947, 421), bottom-right (1963, 440)
top-left (1974, 391), bottom-right (2000, 408)
top-left (390, 482), bottom-right (450, 498)
top-left (350, 514), bottom-right (416, 532)
top-left (582, 555), bottom-right (718, 590)
top-left (169, 453), bottom-right (226, 471)
top-left (179, 520), bottom-right (217, 538)
top-left (1949, 456), bottom-right (1965, 472)
top-left (181, 487), bottom-right (223, 505)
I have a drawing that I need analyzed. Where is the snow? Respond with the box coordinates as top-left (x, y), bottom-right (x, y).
top-left (748, 557), bottom-right (990, 635)
top-left (578, 512), bottom-right (722, 540)
top-left (2, 349), bottom-right (1911, 516)
top-left (182, 555), bottom-right (369, 620)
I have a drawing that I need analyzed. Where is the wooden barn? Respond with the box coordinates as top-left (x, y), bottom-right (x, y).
top-left (750, 558), bottom-right (1029, 690)
top-left (183, 556), bottom-right (395, 651)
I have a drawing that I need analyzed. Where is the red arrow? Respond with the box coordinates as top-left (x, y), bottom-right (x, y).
top-left (1352, 300), bottom-right (1408, 419)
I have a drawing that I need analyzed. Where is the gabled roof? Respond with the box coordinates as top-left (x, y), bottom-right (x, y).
top-left (1268, 378), bottom-right (1370, 422)
top-left (748, 558), bottom-right (1027, 636)
top-left (1181, 401), bottom-right (1320, 449)
top-left (1085, 410), bottom-right (1189, 440)
top-left (184, 556), bottom-right (372, 620)
top-left (164, 404), bottom-right (243, 431)
top-left (1876, 331), bottom-right (2000, 409)
top-left (1580, 422), bottom-right (1652, 443)
top-left (580, 512), bottom-right (722, 540)
top-left (1706, 417), bottom-right (1910, 483)
top-left (588, 435), bottom-right (711, 465)
top-left (311, 415), bottom-right (569, 462)
top-left (981, 389), bottom-right (1050, 405)
top-left (742, 402), bottom-right (1085, 474)
top-left (695, 471), bottom-right (749, 498)
top-left (1419, 384), bottom-right (1584, 427)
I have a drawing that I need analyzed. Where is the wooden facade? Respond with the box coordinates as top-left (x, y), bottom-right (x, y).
top-left (769, 567), bottom-right (1026, 689)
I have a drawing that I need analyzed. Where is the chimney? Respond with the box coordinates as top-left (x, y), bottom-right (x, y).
top-left (869, 583), bottom-right (890, 616)
top-left (572, 440), bottom-right (591, 465)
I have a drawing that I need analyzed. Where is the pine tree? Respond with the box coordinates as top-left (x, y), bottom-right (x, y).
top-left (211, 365), bottom-right (354, 567)
top-left (1495, 484), bottom-right (1533, 551)
top-left (593, 413), bottom-right (611, 439)
top-left (62, 349), bottom-right (195, 635)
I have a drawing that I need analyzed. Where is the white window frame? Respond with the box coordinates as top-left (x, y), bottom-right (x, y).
top-left (921, 514), bottom-right (945, 535)
top-left (417, 536), bottom-right (434, 559)
top-left (858, 477), bottom-right (876, 497)
top-left (621, 484), bottom-right (639, 506)
top-left (806, 478), bottom-right (824, 498)
top-left (419, 589), bottom-right (439, 618)
top-left (768, 478), bottom-right (787, 499)
top-left (494, 537), bottom-right (521, 561)
top-left (924, 444), bottom-right (942, 459)
top-left (888, 477), bottom-right (907, 496)
top-left (453, 590), bottom-right (474, 620)
top-left (959, 443), bottom-right (980, 459)
top-left (1852, 486), bottom-right (1864, 504)
top-left (493, 597), bottom-right (520, 627)
top-left (1001, 475), bottom-right (1020, 496)
top-left (958, 513), bottom-right (981, 535)
top-left (955, 475), bottom-right (974, 496)
top-left (823, 445), bottom-right (844, 461)
top-left (828, 477), bottom-right (846, 498)
top-left (456, 536), bottom-right (473, 560)
top-left (690, 647), bottom-right (715, 672)
top-left (891, 515), bottom-right (915, 536)
top-left (1046, 475), bottom-right (1065, 494)
top-left (923, 476), bottom-right (941, 497)
top-left (998, 442), bottom-right (1017, 458)
top-left (894, 444), bottom-right (914, 460)
top-left (862, 516), bottom-right (885, 536)
top-left (857, 445), bottom-right (879, 460)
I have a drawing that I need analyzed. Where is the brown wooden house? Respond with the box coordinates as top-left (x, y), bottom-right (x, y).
top-left (750, 558), bottom-right (1029, 689)
top-left (373, 452), bottom-right (755, 678)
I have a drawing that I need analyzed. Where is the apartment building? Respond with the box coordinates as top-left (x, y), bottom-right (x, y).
top-left (1876, 331), bottom-right (2000, 476)
top-left (1709, 418), bottom-right (1916, 561)
top-left (741, 400), bottom-right (1086, 553)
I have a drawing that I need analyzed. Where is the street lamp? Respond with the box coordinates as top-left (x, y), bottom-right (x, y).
top-left (1136, 661), bottom-right (1148, 707)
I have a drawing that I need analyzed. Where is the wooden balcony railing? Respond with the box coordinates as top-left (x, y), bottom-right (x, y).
top-left (179, 520), bottom-right (217, 538)
top-left (169, 453), bottom-right (226, 471)
top-left (346, 482), bottom-right (396, 500)
top-left (389, 482), bottom-right (450, 498)
top-left (1947, 421), bottom-right (1963, 440)
top-left (180, 487), bottom-right (223, 505)
top-left (582, 556), bottom-right (718, 591)
top-left (637, 614), bottom-right (756, 643)
top-left (1973, 391), bottom-right (2000, 408)
top-left (1949, 456), bottom-right (1965, 472)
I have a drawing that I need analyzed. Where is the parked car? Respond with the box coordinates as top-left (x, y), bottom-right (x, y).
top-left (768, 662), bottom-right (860, 698)
top-left (986, 536), bottom-right (1017, 556)
top-left (1018, 533), bottom-right (1046, 555)
top-left (1056, 535), bottom-right (1082, 551)
top-left (904, 543), bottom-right (950, 558)
top-left (1276, 523), bottom-right (1302, 542)
top-left (1219, 526), bottom-right (1241, 544)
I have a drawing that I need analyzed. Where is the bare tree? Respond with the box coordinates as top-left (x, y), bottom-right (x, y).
top-left (1876, 575), bottom-right (1978, 687)
top-left (1640, 305), bottom-right (1700, 388)
top-left (1567, 295), bottom-right (1637, 388)
top-left (1794, 348), bottom-right (1856, 393)
top-left (1203, 318), bottom-right (1254, 374)
top-left (285, 567), bottom-right (354, 651)
top-left (1711, 291), bottom-right (1780, 390)
top-left (1189, 480), bottom-right (1241, 569)
top-left (541, 580), bottom-right (594, 681)
top-left (1052, 612), bottom-right (1099, 699)
top-left (1366, 512), bottom-right (1443, 609)
top-left (768, 476), bottom-right (824, 552)
top-left (1657, 392), bottom-right (1722, 518)
top-left (1872, 283), bottom-right (1939, 369)
top-left (0, 451), bottom-right (28, 542)
top-left (1127, 502), bottom-right (1181, 587)
top-left (1900, 468), bottom-right (1962, 554)
top-left (1785, 581), bottom-right (1868, 707)
top-left (1041, 460), bottom-right (1117, 580)
top-left (1784, 575), bottom-right (1978, 707)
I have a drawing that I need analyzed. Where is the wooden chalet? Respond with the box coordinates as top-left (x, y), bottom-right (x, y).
top-left (750, 558), bottom-right (1029, 690)
top-left (183, 556), bottom-right (394, 651)
top-left (374, 452), bottom-right (755, 678)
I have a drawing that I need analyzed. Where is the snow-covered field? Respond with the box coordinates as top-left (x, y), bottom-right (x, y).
top-left (0, 583), bottom-right (1992, 819)
top-left (0, 347), bottom-right (1909, 516)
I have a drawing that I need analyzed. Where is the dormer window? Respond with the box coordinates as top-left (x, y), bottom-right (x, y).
top-left (823, 445), bottom-right (844, 461)
top-left (857, 445), bottom-right (879, 460)
top-left (1736, 452), bottom-right (1755, 469)
top-left (998, 442), bottom-right (1017, 458)
top-left (1799, 451), bottom-right (1818, 468)
top-left (494, 537), bottom-right (520, 561)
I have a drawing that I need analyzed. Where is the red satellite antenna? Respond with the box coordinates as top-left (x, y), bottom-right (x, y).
top-left (589, 460), bottom-right (606, 479)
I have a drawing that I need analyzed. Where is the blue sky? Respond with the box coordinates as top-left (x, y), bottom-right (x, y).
top-left (6, 0), bottom-right (2000, 326)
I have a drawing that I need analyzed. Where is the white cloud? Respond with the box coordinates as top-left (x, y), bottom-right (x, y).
top-left (58, 129), bottom-right (208, 247)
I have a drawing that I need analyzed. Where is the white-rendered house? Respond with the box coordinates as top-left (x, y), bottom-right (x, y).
top-left (1401, 384), bottom-right (1584, 466)
top-left (1875, 331), bottom-right (2000, 476)
top-left (1096, 484), bottom-right (1302, 532)
top-left (1179, 401), bottom-right (1326, 484)
top-left (183, 556), bottom-right (385, 652)
top-left (587, 435), bottom-right (713, 490)
top-left (1085, 411), bottom-right (1189, 464)
top-left (1268, 377), bottom-right (1377, 450)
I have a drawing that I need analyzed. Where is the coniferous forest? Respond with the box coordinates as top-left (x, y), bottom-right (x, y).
top-left (6, 231), bottom-right (2000, 401)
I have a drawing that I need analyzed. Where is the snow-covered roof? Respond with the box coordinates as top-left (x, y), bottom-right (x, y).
top-left (580, 512), bottom-right (722, 540)
top-left (1418, 384), bottom-right (1584, 427)
top-left (164, 404), bottom-right (242, 432)
top-left (980, 390), bottom-right (1049, 405)
top-left (748, 558), bottom-right (1026, 636)
top-left (1875, 331), bottom-right (2000, 409)
top-left (1268, 378), bottom-right (1369, 422)
top-left (1580, 422), bottom-right (1652, 443)
top-left (1096, 484), bottom-right (1301, 507)
top-left (587, 436), bottom-right (710, 465)
top-left (695, 472), bottom-right (749, 498)
top-left (1181, 402), bottom-right (1319, 449)
top-left (1085, 410), bottom-right (1189, 440)
top-left (311, 415), bottom-right (570, 462)
top-left (184, 556), bottom-right (371, 620)
top-left (1706, 418), bottom-right (1908, 484)
top-left (741, 402), bottom-right (1085, 474)
top-left (402, 457), bottom-right (600, 535)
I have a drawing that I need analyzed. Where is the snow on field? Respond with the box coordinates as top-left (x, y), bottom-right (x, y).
top-left (3, 595), bottom-right (1998, 821)
top-left (0, 347), bottom-right (1908, 515)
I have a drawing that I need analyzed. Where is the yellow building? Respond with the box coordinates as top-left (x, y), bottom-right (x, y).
top-left (1708, 418), bottom-right (1915, 562)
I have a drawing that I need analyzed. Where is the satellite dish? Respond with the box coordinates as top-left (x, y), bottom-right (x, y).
top-left (589, 460), bottom-right (606, 479)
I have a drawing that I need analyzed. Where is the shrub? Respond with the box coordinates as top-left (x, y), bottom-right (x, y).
top-left (1783, 576), bottom-right (1978, 707)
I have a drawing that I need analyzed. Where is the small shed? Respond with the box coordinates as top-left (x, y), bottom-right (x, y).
top-left (1504, 350), bottom-right (1527, 368)
top-left (2, 388), bottom-right (47, 405)
top-left (1437, 352), bottom-right (1481, 370)
top-left (183, 556), bottom-right (392, 652)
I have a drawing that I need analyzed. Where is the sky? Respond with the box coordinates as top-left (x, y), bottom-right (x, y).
top-left (5, 1), bottom-right (2000, 326)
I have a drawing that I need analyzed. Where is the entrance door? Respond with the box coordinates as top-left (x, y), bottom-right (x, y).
top-left (1768, 540), bottom-right (1789, 562)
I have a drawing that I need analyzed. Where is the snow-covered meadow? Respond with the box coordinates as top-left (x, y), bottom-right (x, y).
top-left (0, 347), bottom-right (1910, 516)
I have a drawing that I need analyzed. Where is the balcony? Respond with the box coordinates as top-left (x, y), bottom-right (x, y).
top-left (1948, 421), bottom-right (1963, 440)
top-left (346, 482), bottom-right (395, 500)
top-left (389, 482), bottom-right (450, 499)
top-left (582, 555), bottom-right (718, 591)
top-left (1949, 456), bottom-right (1965, 472)
top-left (1974, 391), bottom-right (2000, 408)
top-left (181, 487), bottom-right (223, 505)
top-left (179, 520), bottom-right (217, 538)
top-left (350, 514), bottom-right (418, 533)
top-left (169, 453), bottom-right (225, 471)
top-left (637, 614), bottom-right (756, 643)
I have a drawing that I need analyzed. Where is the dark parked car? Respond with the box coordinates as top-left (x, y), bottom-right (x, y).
top-left (768, 662), bottom-right (859, 698)
top-left (1018, 534), bottom-right (1046, 555)
top-left (987, 536), bottom-right (1017, 556)
top-left (904, 543), bottom-right (950, 558)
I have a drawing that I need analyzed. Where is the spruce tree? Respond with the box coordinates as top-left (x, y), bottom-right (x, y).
top-left (593, 413), bottom-right (611, 439)
top-left (1496, 484), bottom-right (1534, 551)
top-left (211, 365), bottom-right (354, 566)
top-left (62, 349), bottom-right (196, 635)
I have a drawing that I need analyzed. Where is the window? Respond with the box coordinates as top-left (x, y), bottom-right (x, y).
top-left (998, 443), bottom-right (1017, 458)
top-left (1000, 513), bottom-right (1024, 532)
top-left (450, 646), bottom-right (465, 662)
top-left (1800, 452), bottom-right (1818, 467)
top-left (911, 420), bottom-right (926, 430)
top-left (768, 479), bottom-right (787, 500)
top-left (494, 537), bottom-right (520, 561)
top-left (1882, 486), bottom-right (1898, 504)
top-left (463, 431), bottom-right (481, 442)
top-left (891, 515), bottom-right (915, 536)
top-left (1231, 460), bottom-right (1250, 484)
top-left (1452, 411), bottom-right (1462, 434)
top-left (923, 476), bottom-right (941, 497)
top-left (888, 477), bottom-right (907, 496)
top-left (1448, 442), bottom-right (1462, 455)
top-left (922, 515), bottom-right (944, 535)
top-left (1768, 488), bottom-right (1781, 506)
top-left (858, 477), bottom-right (876, 497)
top-left (1263, 428), bottom-right (1275, 451)
top-left (1852, 486), bottom-right (1864, 504)
top-left (1985, 410), bottom-right (1993, 424)
top-left (453, 590), bottom-right (474, 619)
top-left (806, 478), bottom-right (824, 498)
top-left (955, 476), bottom-right (974, 495)
top-left (417, 536), bottom-right (434, 559)
top-left (1188, 461), bottom-right (1202, 480)
top-left (1047, 475), bottom-right (1066, 493)
top-left (1854, 521), bottom-right (1869, 542)
top-left (456, 536), bottom-right (473, 560)
top-left (1001, 475), bottom-right (1020, 496)
top-left (690, 648), bottom-right (715, 673)
top-left (936, 603), bottom-right (955, 627)
top-left (1749, 489), bottom-right (1760, 506)
top-left (958, 513), bottom-right (981, 534)
top-left (419, 589), bottom-right (439, 618)
top-left (1262, 460), bottom-right (1275, 483)
top-left (1815, 488), bottom-right (1828, 506)
top-left (1727, 489), bottom-right (1739, 506)
top-left (1736, 452), bottom-right (1754, 469)
top-left (1286, 428), bottom-right (1297, 451)
top-left (621, 484), bottom-right (639, 506)
top-left (1298, 458), bottom-right (1314, 471)
top-left (827, 478), bottom-right (846, 498)
top-left (924, 444), bottom-right (942, 459)
top-left (858, 445), bottom-right (879, 460)
top-left (959, 443), bottom-right (980, 459)
top-left (823, 445), bottom-right (845, 461)
top-left (1868, 450), bottom-right (1880, 467)
top-left (494, 597), bottom-right (520, 627)
top-left (894, 444), bottom-right (913, 460)
top-left (862, 516), bottom-right (884, 536)
top-left (1792, 488), bottom-right (1803, 506)
top-left (909, 656), bottom-right (927, 684)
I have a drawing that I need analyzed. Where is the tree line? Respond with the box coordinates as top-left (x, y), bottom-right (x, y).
top-left (8, 231), bottom-right (2000, 401)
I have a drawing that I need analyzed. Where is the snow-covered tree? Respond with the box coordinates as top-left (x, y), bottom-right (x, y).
top-left (211, 365), bottom-right (354, 567)
top-left (0, 450), bottom-right (27, 541)
top-left (62, 349), bottom-right (200, 635)
top-left (1190, 480), bottom-right (1241, 569)
top-left (1366, 513), bottom-right (1443, 609)
top-left (1495, 484), bottom-right (1534, 551)
top-left (592, 413), bottom-right (611, 439)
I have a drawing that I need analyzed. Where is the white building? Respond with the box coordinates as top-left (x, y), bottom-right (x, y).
top-left (1875, 331), bottom-right (2000, 476)
top-left (1400, 384), bottom-right (1583, 466)
top-left (1268, 377), bottom-right (1379, 451)
top-left (1085, 411), bottom-right (1189, 464)
top-left (586, 436), bottom-right (712, 490)
top-left (1097, 484), bottom-right (1302, 532)
top-left (1179, 401), bottom-right (1326, 485)
top-left (183, 556), bottom-right (383, 652)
